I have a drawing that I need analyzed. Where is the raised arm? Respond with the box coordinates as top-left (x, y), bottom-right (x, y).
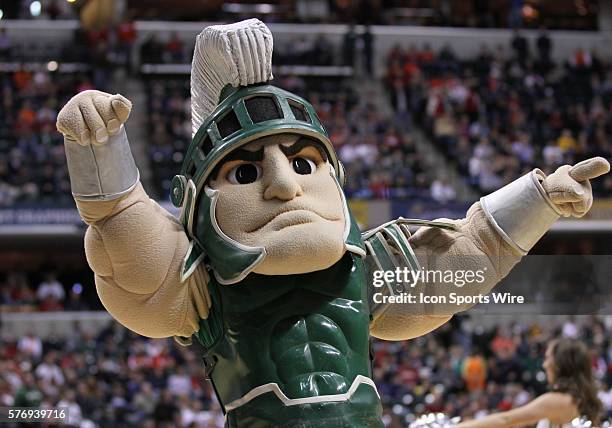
top-left (57, 90), bottom-right (210, 338)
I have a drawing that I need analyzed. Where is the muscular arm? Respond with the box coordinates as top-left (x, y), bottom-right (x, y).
top-left (79, 183), bottom-right (210, 338)
top-left (369, 201), bottom-right (522, 340)
top-left (57, 90), bottom-right (210, 338)
top-left (369, 158), bottom-right (608, 341)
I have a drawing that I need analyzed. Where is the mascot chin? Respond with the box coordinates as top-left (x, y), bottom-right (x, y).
top-left (56, 19), bottom-right (609, 427)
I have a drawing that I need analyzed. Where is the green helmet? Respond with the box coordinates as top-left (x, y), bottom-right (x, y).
top-left (171, 84), bottom-right (359, 284)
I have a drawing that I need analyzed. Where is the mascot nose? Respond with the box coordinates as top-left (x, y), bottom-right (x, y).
top-left (263, 150), bottom-right (303, 201)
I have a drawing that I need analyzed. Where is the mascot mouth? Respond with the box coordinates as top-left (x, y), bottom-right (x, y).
top-left (247, 208), bottom-right (341, 233)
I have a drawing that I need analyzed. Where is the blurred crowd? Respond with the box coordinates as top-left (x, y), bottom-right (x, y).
top-left (376, 315), bottom-right (612, 427)
top-left (144, 74), bottom-right (438, 202)
top-left (0, 68), bottom-right (93, 206)
top-left (1, 312), bottom-right (610, 427)
top-left (4, 23), bottom-right (612, 207)
top-left (0, 18), bottom-right (136, 207)
top-left (0, 323), bottom-right (224, 427)
top-left (2, 0), bottom-right (597, 30)
top-left (385, 31), bottom-right (612, 197)
top-left (0, 0), bottom-right (77, 20)
top-left (0, 271), bottom-right (95, 312)
top-left (140, 28), bottom-right (371, 73)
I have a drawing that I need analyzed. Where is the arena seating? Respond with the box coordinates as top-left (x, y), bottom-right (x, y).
top-left (385, 42), bottom-right (612, 197)
top-left (143, 72), bottom-right (436, 202)
top-left (0, 68), bottom-right (101, 207)
top-left (1, 16), bottom-right (611, 428)
top-left (1, 306), bottom-right (610, 427)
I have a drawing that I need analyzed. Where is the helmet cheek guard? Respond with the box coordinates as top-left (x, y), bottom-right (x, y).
top-left (172, 84), bottom-right (354, 282)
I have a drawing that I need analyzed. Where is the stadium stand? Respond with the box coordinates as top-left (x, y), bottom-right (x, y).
top-left (1, 310), bottom-right (610, 427)
top-left (384, 39), bottom-right (612, 197)
top-left (0, 68), bottom-right (98, 207)
top-left (0, 21), bottom-right (121, 208)
top-left (142, 72), bottom-right (437, 202)
top-left (1, 6), bottom-right (612, 427)
top-left (138, 29), bottom-right (440, 202)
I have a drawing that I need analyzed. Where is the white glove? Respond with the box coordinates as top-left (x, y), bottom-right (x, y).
top-left (56, 90), bottom-right (132, 145)
top-left (542, 157), bottom-right (610, 218)
top-left (56, 90), bottom-right (137, 201)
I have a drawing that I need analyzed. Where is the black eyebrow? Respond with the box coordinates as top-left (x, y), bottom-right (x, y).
top-left (223, 147), bottom-right (264, 162)
top-left (208, 147), bottom-right (264, 181)
top-left (207, 138), bottom-right (328, 182)
top-left (279, 138), bottom-right (328, 161)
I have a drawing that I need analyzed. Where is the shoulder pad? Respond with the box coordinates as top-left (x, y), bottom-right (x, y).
top-left (362, 218), bottom-right (458, 315)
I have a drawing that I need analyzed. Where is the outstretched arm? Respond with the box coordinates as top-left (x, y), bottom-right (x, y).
top-left (456, 392), bottom-right (577, 428)
top-left (57, 90), bottom-right (210, 338)
top-left (369, 201), bottom-right (520, 340)
top-left (370, 159), bottom-right (609, 340)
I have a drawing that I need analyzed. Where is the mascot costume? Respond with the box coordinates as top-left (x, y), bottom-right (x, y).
top-left (56, 19), bottom-right (609, 428)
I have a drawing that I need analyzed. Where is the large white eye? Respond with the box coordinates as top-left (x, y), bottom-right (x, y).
top-left (292, 157), bottom-right (316, 175)
top-left (227, 163), bottom-right (262, 184)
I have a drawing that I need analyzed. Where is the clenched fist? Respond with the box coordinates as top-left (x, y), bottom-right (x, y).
top-left (542, 157), bottom-right (610, 217)
top-left (56, 90), bottom-right (132, 145)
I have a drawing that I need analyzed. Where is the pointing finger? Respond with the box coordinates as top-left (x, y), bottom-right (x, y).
top-left (569, 157), bottom-right (610, 182)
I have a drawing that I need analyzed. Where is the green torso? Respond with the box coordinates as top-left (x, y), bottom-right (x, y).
top-left (195, 252), bottom-right (383, 428)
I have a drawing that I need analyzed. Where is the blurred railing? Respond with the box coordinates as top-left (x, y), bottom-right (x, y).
top-left (1, 200), bottom-right (612, 232)
top-left (1, 310), bottom-right (113, 339)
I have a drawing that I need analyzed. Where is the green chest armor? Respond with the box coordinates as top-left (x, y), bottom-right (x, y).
top-left (195, 252), bottom-right (384, 428)
top-left (170, 81), bottom-right (434, 427)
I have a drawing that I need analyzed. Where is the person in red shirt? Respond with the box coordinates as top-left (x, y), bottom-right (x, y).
top-left (117, 17), bottom-right (137, 73)
top-left (165, 32), bottom-right (184, 63)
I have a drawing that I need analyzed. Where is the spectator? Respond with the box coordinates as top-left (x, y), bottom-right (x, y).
top-left (0, 28), bottom-right (11, 60)
top-left (342, 24), bottom-right (357, 67)
top-left (36, 272), bottom-right (66, 302)
top-left (431, 177), bottom-right (457, 203)
top-left (312, 34), bottom-right (334, 66)
top-left (1, 273), bottom-right (36, 306)
top-left (168, 366), bottom-right (191, 398)
top-left (165, 32), bottom-right (185, 63)
top-left (462, 351), bottom-right (487, 392)
top-left (153, 389), bottom-right (180, 427)
top-left (116, 16), bottom-right (137, 73)
top-left (35, 353), bottom-right (65, 387)
top-left (510, 30), bottom-right (529, 63)
top-left (13, 373), bottom-right (42, 407)
top-left (57, 390), bottom-right (83, 426)
top-left (65, 284), bottom-right (90, 311)
top-left (362, 25), bottom-right (374, 76)
top-left (17, 332), bottom-right (43, 360)
top-left (536, 28), bottom-right (552, 63)
top-left (133, 382), bottom-right (158, 416)
top-left (557, 129), bottom-right (577, 153)
top-left (141, 34), bottom-right (164, 63)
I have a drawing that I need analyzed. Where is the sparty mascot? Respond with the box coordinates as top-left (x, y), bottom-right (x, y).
top-left (56, 19), bottom-right (609, 428)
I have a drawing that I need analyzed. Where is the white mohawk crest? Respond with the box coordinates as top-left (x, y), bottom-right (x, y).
top-left (190, 18), bottom-right (274, 137)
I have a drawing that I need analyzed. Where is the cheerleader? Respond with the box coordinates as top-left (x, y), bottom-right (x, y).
top-left (457, 339), bottom-right (603, 427)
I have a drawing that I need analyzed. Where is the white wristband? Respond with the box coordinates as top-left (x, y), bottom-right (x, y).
top-left (480, 169), bottom-right (560, 254)
top-left (64, 126), bottom-right (139, 201)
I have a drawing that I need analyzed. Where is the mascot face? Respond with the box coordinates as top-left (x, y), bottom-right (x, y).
top-left (209, 133), bottom-right (347, 275)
